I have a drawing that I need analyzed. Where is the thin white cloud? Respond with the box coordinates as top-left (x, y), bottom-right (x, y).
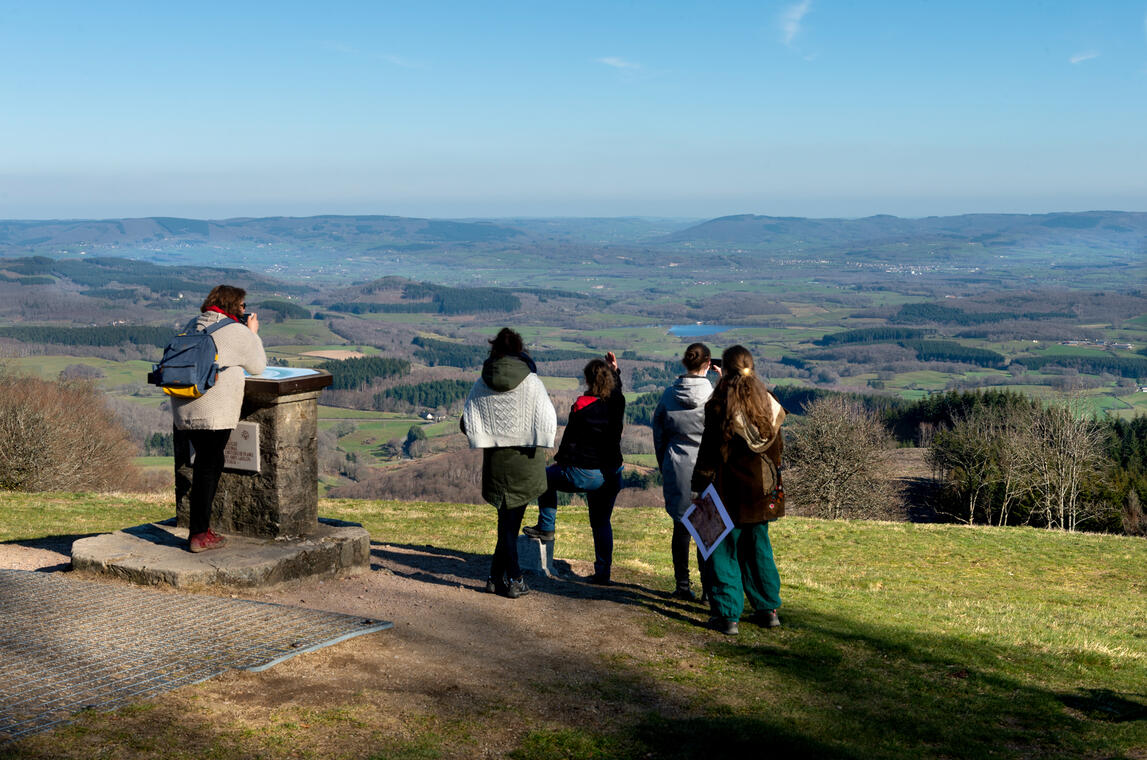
top-left (781, 0), bottom-right (813, 46)
top-left (322, 41), bottom-right (422, 68)
top-left (381, 54), bottom-right (419, 69)
top-left (596, 57), bottom-right (642, 70)
top-left (1069, 51), bottom-right (1100, 64)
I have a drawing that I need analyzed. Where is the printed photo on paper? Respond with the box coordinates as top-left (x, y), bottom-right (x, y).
top-left (682, 484), bottom-right (734, 560)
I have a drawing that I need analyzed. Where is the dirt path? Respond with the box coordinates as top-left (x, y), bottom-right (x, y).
top-left (1, 539), bottom-right (713, 757)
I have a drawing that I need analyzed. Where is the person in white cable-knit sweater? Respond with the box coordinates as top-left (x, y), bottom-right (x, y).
top-left (461, 328), bottom-right (556, 598)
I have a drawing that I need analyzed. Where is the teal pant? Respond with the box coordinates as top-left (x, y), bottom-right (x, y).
top-left (704, 522), bottom-right (781, 622)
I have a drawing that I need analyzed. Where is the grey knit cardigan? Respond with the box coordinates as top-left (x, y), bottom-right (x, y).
top-left (171, 311), bottom-right (267, 431)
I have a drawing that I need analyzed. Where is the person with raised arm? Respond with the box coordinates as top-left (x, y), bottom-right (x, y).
top-left (523, 352), bottom-right (625, 585)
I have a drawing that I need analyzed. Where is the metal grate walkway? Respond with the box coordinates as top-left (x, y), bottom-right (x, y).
top-left (0, 568), bottom-right (392, 743)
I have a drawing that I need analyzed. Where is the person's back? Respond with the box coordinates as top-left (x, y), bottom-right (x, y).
top-left (653, 342), bottom-right (715, 600)
top-left (172, 311), bottom-right (266, 432)
top-left (462, 327), bottom-right (556, 599)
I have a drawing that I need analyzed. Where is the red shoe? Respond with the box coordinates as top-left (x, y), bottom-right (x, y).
top-left (189, 529), bottom-right (227, 553)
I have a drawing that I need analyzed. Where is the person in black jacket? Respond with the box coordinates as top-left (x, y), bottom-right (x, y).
top-left (523, 352), bottom-right (625, 584)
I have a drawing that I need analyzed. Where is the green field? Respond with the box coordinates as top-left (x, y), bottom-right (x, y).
top-left (0, 357), bottom-right (154, 387)
top-left (256, 318), bottom-right (345, 344)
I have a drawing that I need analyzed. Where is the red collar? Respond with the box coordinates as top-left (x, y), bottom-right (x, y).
top-left (572, 395), bottom-right (600, 412)
top-left (206, 305), bottom-right (241, 322)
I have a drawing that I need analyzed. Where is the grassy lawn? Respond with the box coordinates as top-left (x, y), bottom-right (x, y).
top-left (0, 357), bottom-right (154, 387)
top-left (1, 493), bottom-right (1144, 758)
top-left (257, 319), bottom-right (346, 344)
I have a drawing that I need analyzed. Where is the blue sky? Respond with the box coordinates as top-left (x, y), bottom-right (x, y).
top-left (1, 1), bottom-right (1144, 219)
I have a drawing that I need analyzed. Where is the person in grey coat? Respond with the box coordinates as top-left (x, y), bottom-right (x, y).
top-left (651, 343), bottom-right (720, 600)
top-left (171, 285), bottom-right (266, 553)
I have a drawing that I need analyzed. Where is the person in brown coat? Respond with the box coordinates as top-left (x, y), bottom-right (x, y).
top-left (690, 345), bottom-right (786, 635)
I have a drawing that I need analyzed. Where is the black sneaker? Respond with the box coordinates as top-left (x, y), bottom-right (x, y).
top-left (522, 524), bottom-right (555, 541)
top-left (484, 576), bottom-right (497, 594)
top-left (671, 586), bottom-right (696, 602)
top-left (587, 573), bottom-right (611, 586)
top-left (751, 609), bottom-right (781, 628)
top-left (709, 617), bottom-right (739, 635)
top-left (499, 576), bottom-right (530, 599)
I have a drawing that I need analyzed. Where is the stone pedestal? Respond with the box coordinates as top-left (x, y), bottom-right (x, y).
top-left (72, 518), bottom-right (371, 589)
top-left (75, 369), bottom-right (373, 589)
top-left (175, 371), bottom-right (333, 539)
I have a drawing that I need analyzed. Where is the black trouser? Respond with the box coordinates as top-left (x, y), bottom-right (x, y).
top-left (672, 519), bottom-right (692, 590)
top-left (490, 505), bottom-right (527, 583)
top-left (186, 429), bottom-right (231, 536)
top-left (672, 518), bottom-right (708, 594)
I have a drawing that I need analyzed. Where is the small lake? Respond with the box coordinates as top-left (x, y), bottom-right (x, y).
top-left (668, 324), bottom-right (734, 337)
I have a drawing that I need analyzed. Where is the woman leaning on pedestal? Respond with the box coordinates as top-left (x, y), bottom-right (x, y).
top-left (171, 285), bottom-right (266, 553)
top-left (690, 345), bottom-right (786, 636)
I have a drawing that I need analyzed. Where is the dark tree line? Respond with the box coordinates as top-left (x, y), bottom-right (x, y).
top-left (625, 392), bottom-right (661, 426)
top-left (329, 282), bottom-right (522, 316)
top-left (891, 302), bottom-right (1073, 325)
top-left (0, 325), bottom-right (173, 347)
top-left (411, 336), bottom-right (599, 368)
top-left (318, 356), bottom-right (411, 390)
top-left (374, 379), bottom-right (472, 410)
top-left (815, 327), bottom-right (932, 346)
top-left (411, 337), bottom-right (487, 367)
top-left (900, 340), bottom-right (1007, 368)
top-left (257, 299), bottom-right (311, 320)
top-left (1013, 354), bottom-right (1147, 379)
top-left (630, 362), bottom-right (680, 389)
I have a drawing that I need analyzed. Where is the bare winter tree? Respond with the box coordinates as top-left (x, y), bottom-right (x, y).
top-left (0, 373), bottom-right (140, 492)
top-left (786, 395), bottom-right (904, 519)
top-left (927, 406), bottom-right (1037, 525)
top-left (1023, 400), bottom-right (1106, 531)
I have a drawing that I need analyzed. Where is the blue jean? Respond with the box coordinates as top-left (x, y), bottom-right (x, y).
top-left (537, 464), bottom-right (621, 578)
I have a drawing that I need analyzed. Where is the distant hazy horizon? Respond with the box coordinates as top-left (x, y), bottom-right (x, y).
top-left (2, 1), bottom-right (1144, 220)
top-left (2, 207), bottom-right (1145, 225)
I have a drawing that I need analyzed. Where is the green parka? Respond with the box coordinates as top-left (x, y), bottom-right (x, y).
top-left (474, 356), bottom-right (550, 509)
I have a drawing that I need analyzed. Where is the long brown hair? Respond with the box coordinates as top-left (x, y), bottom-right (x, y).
top-left (705, 345), bottom-right (773, 444)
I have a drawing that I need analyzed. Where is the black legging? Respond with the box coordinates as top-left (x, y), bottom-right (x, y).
top-left (186, 429), bottom-right (231, 536)
top-left (490, 505), bottom-right (527, 582)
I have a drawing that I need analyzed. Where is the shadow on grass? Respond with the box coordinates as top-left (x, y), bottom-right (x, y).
top-left (2, 538), bottom-right (1142, 759)
top-left (371, 540), bottom-right (1146, 759)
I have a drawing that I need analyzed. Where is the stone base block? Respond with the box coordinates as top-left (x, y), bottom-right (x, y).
top-left (517, 535), bottom-right (560, 578)
top-left (71, 518), bottom-right (370, 589)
